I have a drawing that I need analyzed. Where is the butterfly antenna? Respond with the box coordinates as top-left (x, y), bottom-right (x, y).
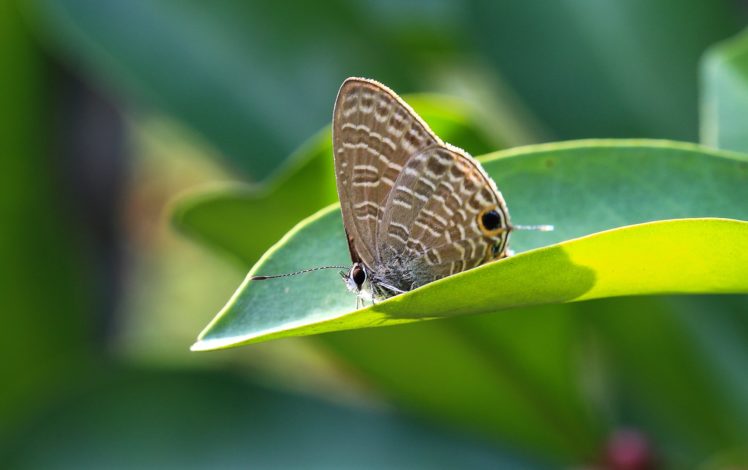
top-left (511, 224), bottom-right (555, 232)
top-left (250, 265), bottom-right (349, 281)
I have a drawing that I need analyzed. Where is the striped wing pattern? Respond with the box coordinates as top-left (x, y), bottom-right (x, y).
top-left (377, 146), bottom-right (510, 291)
top-left (332, 77), bottom-right (510, 297)
top-left (333, 78), bottom-right (438, 266)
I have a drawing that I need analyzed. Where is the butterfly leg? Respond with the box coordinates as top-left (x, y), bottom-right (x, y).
top-left (378, 281), bottom-right (406, 295)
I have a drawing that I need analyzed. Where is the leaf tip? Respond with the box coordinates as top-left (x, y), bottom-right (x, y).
top-left (190, 337), bottom-right (229, 352)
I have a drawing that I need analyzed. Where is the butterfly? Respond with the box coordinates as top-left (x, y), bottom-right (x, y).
top-left (333, 77), bottom-right (550, 305)
top-left (252, 78), bottom-right (551, 307)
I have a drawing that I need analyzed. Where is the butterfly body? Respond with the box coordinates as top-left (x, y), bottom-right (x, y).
top-left (333, 78), bottom-right (512, 303)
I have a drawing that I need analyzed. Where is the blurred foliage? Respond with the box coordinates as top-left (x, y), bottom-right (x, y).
top-left (24, 0), bottom-right (473, 181)
top-left (468, 0), bottom-right (744, 141)
top-left (0, 1), bottom-right (93, 440)
top-left (25, 0), bottom-right (744, 181)
top-left (3, 0), bottom-right (748, 468)
top-left (321, 295), bottom-right (748, 466)
top-left (5, 368), bottom-right (541, 469)
top-left (702, 28), bottom-right (748, 152)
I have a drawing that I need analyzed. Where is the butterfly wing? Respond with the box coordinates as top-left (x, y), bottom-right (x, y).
top-left (377, 145), bottom-right (510, 291)
top-left (332, 78), bottom-right (440, 267)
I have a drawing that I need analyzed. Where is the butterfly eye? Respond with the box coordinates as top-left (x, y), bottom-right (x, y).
top-left (351, 264), bottom-right (366, 287)
top-left (479, 208), bottom-right (502, 232)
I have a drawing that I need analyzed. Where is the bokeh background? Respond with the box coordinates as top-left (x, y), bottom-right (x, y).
top-left (2, 1), bottom-right (748, 468)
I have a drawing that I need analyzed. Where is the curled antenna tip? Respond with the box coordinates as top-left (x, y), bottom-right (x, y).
top-left (512, 224), bottom-right (554, 232)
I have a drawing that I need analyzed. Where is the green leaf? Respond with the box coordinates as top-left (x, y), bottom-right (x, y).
top-left (173, 95), bottom-right (503, 265)
top-left (191, 140), bottom-right (748, 350)
top-left (702, 28), bottom-right (748, 152)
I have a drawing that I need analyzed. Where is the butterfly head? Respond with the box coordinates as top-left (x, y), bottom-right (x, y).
top-left (342, 262), bottom-right (376, 301)
top-left (343, 262), bottom-right (366, 291)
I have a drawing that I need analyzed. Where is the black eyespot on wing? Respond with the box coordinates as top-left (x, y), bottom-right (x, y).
top-left (352, 264), bottom-right (366, 287)
top-left (481, 210), bottom-right (501, 231)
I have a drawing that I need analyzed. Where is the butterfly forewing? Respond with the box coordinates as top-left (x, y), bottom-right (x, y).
top-left (376, 145), bottom-right (510, 291)
top-left (332, 78), bottom-right (440, 267)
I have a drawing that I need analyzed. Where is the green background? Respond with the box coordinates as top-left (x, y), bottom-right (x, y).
top-left (3, 1), bottom-right (748, 468)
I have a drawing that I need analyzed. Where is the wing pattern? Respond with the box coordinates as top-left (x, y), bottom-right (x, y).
top-left (376, 145), bottom-right (510, 291)
top-left (332, 78), bottom-right (439, 266)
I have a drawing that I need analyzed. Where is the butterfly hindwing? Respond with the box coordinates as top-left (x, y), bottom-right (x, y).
top-left (377, 145), bottom-right (510, 291)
